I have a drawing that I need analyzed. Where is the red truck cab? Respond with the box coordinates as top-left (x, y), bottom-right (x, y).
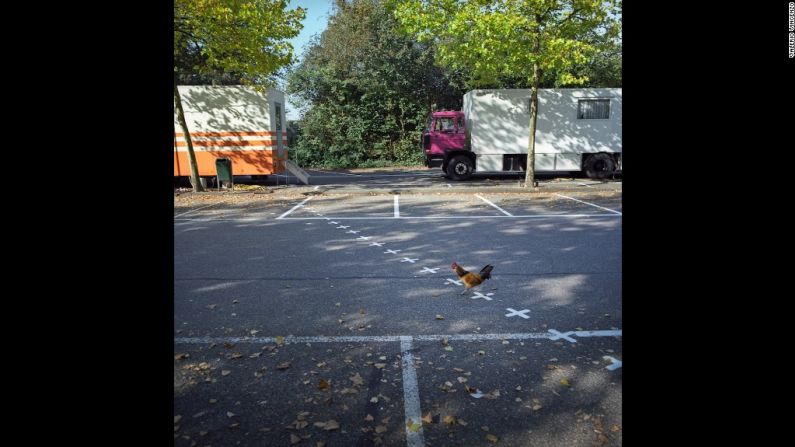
top-left (421, 111), bottom-right (475, 180)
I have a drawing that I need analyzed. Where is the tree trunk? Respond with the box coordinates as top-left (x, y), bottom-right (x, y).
top-left (524, 31), bottom-right (541, 189)
top-left (174, 82), bottom-right (204, 192)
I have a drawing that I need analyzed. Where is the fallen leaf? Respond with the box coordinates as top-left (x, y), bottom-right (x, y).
top-left (453, 368), bottom-right (464, 372)
top-left (221, 370), bottom-right (231, 376)
top-left (316, 442), bottom-right (326, 447)
top-left (349, 373), bottom-right (364, 386)
top-left (435, 315), bottom-right (444, 320)
top-left (249, 352), bottom-right (261, 358)
top-left (227, 412), bottom-right (235, 418)
top-left (370, 397), bottom-right (378, 403)
top-left (277, 362), bottom-right (291, 370)
top-left (532, 404), bottom-right (542, 411)
top-left (486, 434), bottom-right (499, 443)
top-left (560, 378), bottom-right (570, 387)
top-left (374, 425), bottom-right (387, 434)
top-left (174, 353), bottom-right (189, 361)
top-left (322, 420), bottom-right (339, 431)
top-left (444, 346), bottom-right (454, 351)
top-left (611, 424), bottom-right (621, 432)
top-left (457, 418), bottom-right (468, 426)
top-left (443, 415), bottom-right (455, 425)
top-left (365, 414), bottom-right (374, 422)
top-left (223, 342), bottom-right (235, 349)
top-left (290, 434), bottom-right (302, 444)
top-left (421, 413), bottom-right (433, 424)
top-left (207, 304), bottom-right (217, 309)
top-left (174, 415), bottom-right (182, 424)
top-left (381, 416), bottom-right (392, 425)
top-left (457, 376), bottom-right (467, 383)
top-left (340, 388), bottom-right (358, 394)
top-left (407, 421), bottom-right (422, 432)
top-left (193, 411), bottom-right (206, 418)
top-left (209, 398), bottom-right (217, 404)
top-left (485, 389), bottom-right (501, 399)
top-left (318, 379), bottom-right (330, 390)
top-left (316, 362), bottom-right (327, 368)
top-left (374, 363), bottom-right (386, 369)
top-left (481, 426), bottom-right (490, 431)
top-left (250, 330), bottom-right (259, 336)
top-left (230, 352), bottom-right (243, 359)
top-left (275, 336), bottom-right (285, 345)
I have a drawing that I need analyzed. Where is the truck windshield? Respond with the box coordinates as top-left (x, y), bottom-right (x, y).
top-left (434, 117), bottom-right (455, 132)
top-left (425, 115), bottom-right (432, 132)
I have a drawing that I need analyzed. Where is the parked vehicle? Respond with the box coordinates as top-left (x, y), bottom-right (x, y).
top-left (422, 88), bottom-right (622, 180)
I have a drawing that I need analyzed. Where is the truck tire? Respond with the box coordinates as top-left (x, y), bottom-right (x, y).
top-left (447, 155), bottom-right (473, 181)
top-left (584, 154), bottom-right (616, 180)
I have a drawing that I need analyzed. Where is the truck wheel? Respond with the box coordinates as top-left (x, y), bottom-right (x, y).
top-left (584, 154), bottom-right (616, 180)
top-left (447, 155), bottom-right (473, 181)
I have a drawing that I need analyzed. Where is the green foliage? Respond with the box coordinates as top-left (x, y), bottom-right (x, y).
top-left (392, 0), bottom-right (621, 88)
top-left (287, 0), bottom-right (464, 168)
top-left (174, 0), bottom-right (306, 87)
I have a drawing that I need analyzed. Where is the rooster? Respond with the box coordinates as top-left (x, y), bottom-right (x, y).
top-left (451, 262), bottom-right (494, 295)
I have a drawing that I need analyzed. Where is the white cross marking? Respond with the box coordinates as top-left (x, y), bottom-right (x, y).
top-left (505, 308), bottom-right (530, 319)
top-left (336, 225), bottom-right (350, 229)
top-left (346, 230), bottom-right (360, 234)
top-left (548, 329), bottom-right (577, 343)
top-left (471, 292), bottom-right (495, 301)
top-left (400, 258), bottom-right (419, 263)
top-left (357, 236), bottom-right (371, 240)
top-left (369, 242), bottom-right (384, 247)
top-left (603, 356), bottom-right (622, 371)
top-left (419, 267), bottom-right (439, 274)
top-left (445, 278), bottom-right (463, 286)
top-left (384, 249), bottom-right (401, 254)
top-left (328, 221), bottom-right (339, 225)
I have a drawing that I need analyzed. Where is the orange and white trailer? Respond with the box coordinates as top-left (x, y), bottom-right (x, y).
top-left (174, 85), bottom-right (288, 181)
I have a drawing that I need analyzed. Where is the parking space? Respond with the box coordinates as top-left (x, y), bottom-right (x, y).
top-left (174, 185), bottom-right (622, 446)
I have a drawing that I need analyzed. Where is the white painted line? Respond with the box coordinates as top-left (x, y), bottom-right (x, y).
top-left (346, 230), bottom-right (360, 234)
top-left (384, 249), bottom-right (401, 254)
top-left (357, 236), bottom-right (371, 240)
top-left (400, 336), bottom-right (425, 447)
top-left (328, 221), bottom-right (339, 224)
top-left (174, 202), bottom-right (221, 218)
top-left (578, 183), bottom-right (593, 188)
top-left (174, 330), bottom-right (622, 345)
top-left (471, 292), bottom-right (494, 301)
top-left (554, 193), bottom-right (622, 215)
top-left (446, 184), bottom-right (452, 188)
top-left (474, 194), bottom-right (513, 216)
top-left (548, 329), bottom-right (577, 343)
top-left (369, 242), bottom-right (384, 247)
top-left (419, 267), bottom-right (439, 274)
top-left (505, 308), bottom-right (531, 319)
top-left (278, 213), bottom-right (622, 220)
top-left (400, 257), bottom-right (419, 263)
top-left (394, 195), bottom-right (400, 218)
top-left (276, 197), bottom-right (311, 219)
top-left (603, 355), bottom-right (622, 371)
top-left (336, 225), bottom-right (350, 229)
top-left (445, 278), bottom-right (463, 286)
top-left (314, 185), bottom-right (320, 190)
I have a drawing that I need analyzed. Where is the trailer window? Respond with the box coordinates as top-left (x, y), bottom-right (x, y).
top-left (577, 99), bottom-right (610, 119)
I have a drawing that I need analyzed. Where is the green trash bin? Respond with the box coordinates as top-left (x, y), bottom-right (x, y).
top-left (215, 158), bottom-right (233, 190)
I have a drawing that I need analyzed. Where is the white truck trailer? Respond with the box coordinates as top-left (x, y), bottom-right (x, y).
top-left (422, 88), bottom-right (622, 180)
